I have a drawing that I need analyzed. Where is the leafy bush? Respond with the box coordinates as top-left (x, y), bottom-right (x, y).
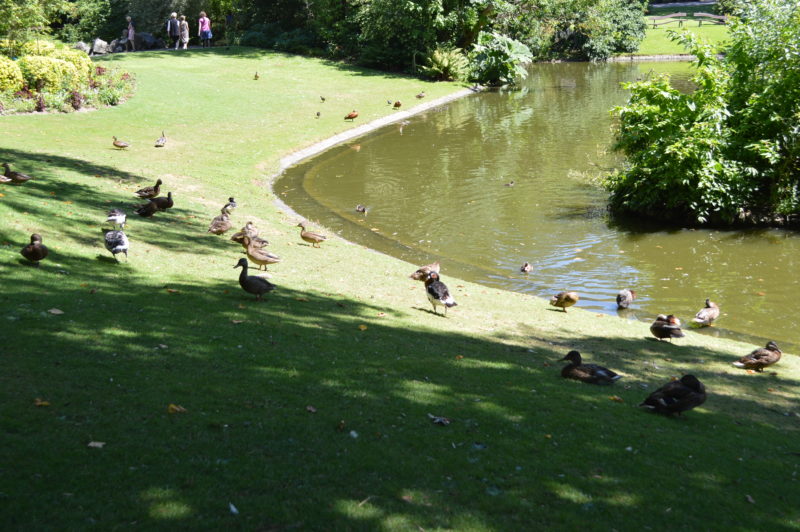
top-left (468, 31), bottom-right (532, 86)
top-left (51, 48), bottom-right (92, 79)
top-left (240, 31), bottom-right (276, 49)
top-left (19, 39), bottom-right (56, 56)
top-left (18, 55), bottom-right (79, 92)
top-left (420, 47), bottom-right (469, 81)
top-left (0, 56), bottom-right (24, 93)
top-left (274, 28), bottom-right (318, 54)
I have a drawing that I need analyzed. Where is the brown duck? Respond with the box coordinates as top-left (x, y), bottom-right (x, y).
top-left (231, 222), bottom-right (268, 248)
top-left (650, 314), bottom-right (684, 341)
top-left (344, 110), bottom-right (359, 121)
top-left (243, 236), bottom-right (281, 270)
top-left (297, 222), bottom-right (327, 247)
top-left (393, 101), bottom-right (402, 109)
top-left (409, 261), bottom-right (440, 281)
top-left (640, 375), bottom-right (706, 416)
top-left (112, 136), bottom-right (130, 149)
top-left (550, 291), bottom-right (579, 312)
top-left (616, 288), bottom-right (636, 309)
top-left (208, 212), bottom-right (232, 235)
top-left (234, 258), bottom-right (275, 300)
top-left (20, 233), bottom-right (48, 265)
top-left (134, 200), bottom-right (158, 218)
top-left (560, 351), bottom-right (621, 385)
top-left (151, 192), bottom-right (174, 211)
top-left (134, 179), bottom-right (162, 199)
top-left (733, 341), bottom-right (781, 372)
top-left (3, 163), bottom-right (34, 184)
top-left (692, 298), bottom-right (720, 326)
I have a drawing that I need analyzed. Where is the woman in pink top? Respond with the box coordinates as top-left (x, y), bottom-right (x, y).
top-left (198, 11), bottom-right (212, 48)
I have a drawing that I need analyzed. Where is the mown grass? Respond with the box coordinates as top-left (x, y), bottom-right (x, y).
top-left (632, 10), bottom-right (730, 56)
top-left (2, 48), bottom-right (799, 530)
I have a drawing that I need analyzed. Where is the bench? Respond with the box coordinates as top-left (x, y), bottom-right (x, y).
top-left (693, 12), bottom-right (728, 25)
top-left (647, 12), bottom-right (687, 28)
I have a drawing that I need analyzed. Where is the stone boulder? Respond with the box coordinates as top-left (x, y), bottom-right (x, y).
top-left (74, 41), bottom-right (90, 54)
top-left (134, 32), bottom-right (161, 50)
top-left (91, 38), bottom-right (109, 55)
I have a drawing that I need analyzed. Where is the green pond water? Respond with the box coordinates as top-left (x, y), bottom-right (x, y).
top-left (276, 62), bottom-right (800, 353)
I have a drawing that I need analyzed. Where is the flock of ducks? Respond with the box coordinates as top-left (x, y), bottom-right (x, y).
top-left (307, 90), bottom-right (425, 121)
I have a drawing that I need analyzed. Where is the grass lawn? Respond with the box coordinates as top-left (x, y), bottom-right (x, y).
top-left (2, 48), bottom-right (799, 530)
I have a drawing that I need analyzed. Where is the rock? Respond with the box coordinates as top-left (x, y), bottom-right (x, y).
top-left (110, 39), bottom-right (124, 53)
top-left (74, 41), bottom-right (89, 53)
top-left (135, 32), bottom-right (159, 50)
top-left (91, 38), bottom-right (108, 55)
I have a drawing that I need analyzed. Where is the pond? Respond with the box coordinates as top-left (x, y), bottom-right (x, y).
top-left (276, 61), bottom-right (800, 353)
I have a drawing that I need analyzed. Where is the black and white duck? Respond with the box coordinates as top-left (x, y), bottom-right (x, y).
top-left (234, 258), bottom-right (275, 301)
top-left (640, 375), bottom-right (706, 416)
top-left (154, 131), bottom-right (166, 148)
top-left (103, 228), bottom-right (129, 261)
top-left (424, 271), bottom-right (457, 316)
top-left (560, 350), bottom-right (621, 385)
top-left (106, 208), bottom-right (127, 228)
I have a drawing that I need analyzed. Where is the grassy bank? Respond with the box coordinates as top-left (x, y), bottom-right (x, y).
top-left (633, 11), bottom-right (729, 56)
top-left (2, 48), bottom-right (798, 530)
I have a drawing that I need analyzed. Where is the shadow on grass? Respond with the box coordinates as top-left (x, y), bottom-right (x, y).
top-left (2, 264), bottom-right (799, 530)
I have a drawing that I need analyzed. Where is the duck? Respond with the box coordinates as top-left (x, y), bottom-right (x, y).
top-left (424, 271), bottom-right (457, 316)
top-left (692, 298), bottom-right (720, 326)
top-left (409, 260), bottom-right (440, 281)
top-left (134, 178), bottom-right (162, 199)
top-left (560, 350), bottom-right (621, 385)
top-left (315, 111), bottom-right (320, 119)
top-left (134, 200), bottom-right (158, 218)
top-left (243, 236), bottom-right (281, 270)
top-left (416, 91), bottom-right (426, 99)
top-left (151, 191), bottom-right (173, 211)
top-left (297, 221), bottom-right (327, 247)
top-left (616, 288), bottom-right (636, 309)
top-left (650, 314), bottom-right (684, 341)
top-left (3, 163), bottom-right (34, 184)
top-left (0, 174), bottom-right (11, 184)
top-left (234, 258), bottom-right (275, 301)
top-left (504, 180), bottom-right (515, 187)
top-left (154, 131), bottom-right (166, 148)
top-left (20, 233), bottom-right (48, 265)
top-left (208, 212), bottom-right (232, 235)
top-left (112, 136), bottom-right (130, 149)
top-left (344, 110), bottom-right (358, 121)
top-left (106, 208), bottom-right (126, 228)
top-left (640, 375), bottom-right (706, 416)
top-left (355, 204), bottom-right (368, 215)
top-left (231, 222), bottom-right (268, 248)
top-left (520, 262), bottom-right (532, 273)
top-left (222, 197), bottom-right (237, 214)
top-left (550, 291), bottom-right (579, 312)
top-left (320, 95), bottom-right (326, 103)
top-left (253, 71), bottom-right (260, 80)
top-left (733, 341), bottom-right (781, 372)
top-left (393, 101), bottom-right (402, 109)
top-left (103, 228), bottom-right (129, 261)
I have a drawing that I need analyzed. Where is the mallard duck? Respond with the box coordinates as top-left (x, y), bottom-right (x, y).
top-left (315, 111), bottom-right (321, 119)
top-left (106, 208), bottom-right (126, 228)
top-left (640, 375), bottom-right (706, 416)
top-left (222, 197), bottom-right (237, 214)
top-left (103, 228), bottom-right (129, 261)
top-left (231, 222), bottom-right (268, 247)
top-left (3, 163), bottom-right (34, 184)
top-left (393, 101), bottom-right (402, 109)
top-left (344, 110), bottom-right (358, 121)
top-left (616, 288), bottom-right (636, 309)
top-left (134, 200), bottom-right (158, 218)
top-left (254, 71), bottom-right (260, 80)
top-left (550, 291), bottom-right (579, 312)
top-left (112, 136), bottom-right (130, 149)
top-left (692, 298), bottom-right (720, 326)
top-left (520, 262), bottom-right (532, 273)
top-left (134, 178), bottom-right (162, 199)
top-left (650, 314), bottom-right (684, 341)
top-left (733, 341), bottom-right (781, 372)
top-left (154, 131), bottom-right (166, 148)
top-left (208, 212), bottom-right (232, 235)
top-left (297, 222), bottom-right (327, 247)
top-left (320, 96), bottom-right (326, 103)
top-left (243, 236), bottom-right (280, 270)
top-left (355, 204), bottom-right (368, 215)
top-left (151, 191), bottom-right (173, 211)
top-left (410, 261), bottom-right (440, 281)
top-left (424, 271), bottom-right (457, 316)
top-left (560, 350), bottom-right (621, 385)
top-left (20, 233), bottom-right (48, 265)
top-left (504, 180), bottom-right (515, 187)
top-left (234, 258), bottom-right (275, 300)
top-left (416, 91), bottom-right (426, 99)
top-left (0, 174), bottom-right (11, 184)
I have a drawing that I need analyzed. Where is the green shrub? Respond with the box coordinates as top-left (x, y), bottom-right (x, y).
top-left (240, 31), bottom-right (276, 49)
top-left (18, 55), bottom-right (79, 92)
top-left (420, 47), bottom-right (468, 81)
top-left (468, 32), bottom-right (532, 86)
top-left (19, 40), bottom-right (56, 56)
top-left (51, 48), bottom-right (92, 79)
top-left (0, 56), bottom-right (24, 93)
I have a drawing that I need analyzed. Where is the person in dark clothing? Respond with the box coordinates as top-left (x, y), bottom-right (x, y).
top-left (166, 12), bottom-right (181, 50)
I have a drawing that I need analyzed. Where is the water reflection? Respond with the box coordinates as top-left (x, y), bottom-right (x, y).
top-left (277, 62), bottom-right (799, 352)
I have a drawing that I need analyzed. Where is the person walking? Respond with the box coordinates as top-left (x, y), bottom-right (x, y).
top-left (179, 15), bottom-right (190, 49)
top-left (198, 11), bottom-right (212, 48)
top-left (166, 12), bottom-right (180, 50)
top-left (125, 16), bottom-right (136, 52)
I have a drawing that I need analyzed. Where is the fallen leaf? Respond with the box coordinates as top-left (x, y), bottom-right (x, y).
top-left (746, 370), bottom-right (756, 374)
top-left (674, 267), bottom-right (683, 270)
top-left (756, 291), bottom-right (766, 296)
top-left (34, 398), bottom-right (50, 407)
top-left (87, 441), bottom-right (106, 448)
top-left (167, 404), bottom-right (187, 414)
top-left (0, 193), bottom-right (4, 197)
top-left (767, 388), bottom-right (776, 393)
top-left (370, 228), bottom-right (379, 232)
top-left (455, 355), bottom-right (464, 360)
top-left (306, 405), bottom-right (317, 413)
top-left (610, 395), bottom-right (624, 403)
top-left (166, 288), bottom-right (180, 294)
top-left (48, 308), bottom-right (64, 315)
top-left (231, 319), bottom-right (244, 324)
top-left (295, 297), bottom-right (309, 302)
top-left (745, 494), bottom-right (755, 504)
top-left (358, 324), bottom-right (368, 331)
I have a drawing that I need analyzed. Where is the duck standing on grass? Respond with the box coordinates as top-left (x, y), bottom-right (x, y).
top-left (208, 211), bottom-right (232, 235)
top-left (151, 191), bottom-right (174, 211)
top-left (112, 136), bottom-right (130, 149)
top-left (424, 271), bottom-right (457, 316)
top-left (297, 222), bottom-right (327, 247)
top-left (134, 178), bottom-right (162, 199)
top-left (243, 236), bottom-right (280, 270)
top-left (103, 227), bottom-right (129, 261)
top-left (650, 314), bottom-right (684, 341)
top-left (234, 258), bottom-right (275, 301)
top-left (616, 288), bottom-right (636, 309)
top-left (733, 341), bottom-right (781, 372)
top-left (410, 261), bottom-right (440, 281)
top-left (3, 163), bottom-right (34, 184)
top-left (560, 350), bottom-right (621, 385)
top-left (231, 222), bottom-right (268, 248)
top-left (154, 131), bottom-right (167, 148)
top-left (640, 375), bottom-right (706, 416)
top-left (344, 110), bottom-right (358, 121)
top-left (550, 291), bottom-right (579, 312)
top-left (20, 233), bottom-right (48, 266)
top-left (135, 200), bottom-right (158, 218)
top-left (106, 208), bottom-right (127, 228)
top-left (692, 298), bottom-right (720, 326)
